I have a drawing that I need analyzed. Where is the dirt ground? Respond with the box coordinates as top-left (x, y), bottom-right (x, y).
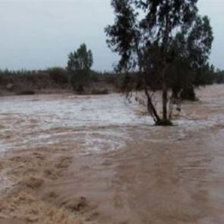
top-left (0, 85), bottom-right (224, 224)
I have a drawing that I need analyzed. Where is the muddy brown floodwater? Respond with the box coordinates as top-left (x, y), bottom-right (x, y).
top-left (0, 85), bottom-right (224, 224)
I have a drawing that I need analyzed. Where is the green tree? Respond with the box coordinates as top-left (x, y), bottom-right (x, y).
top-left (215, 69), bottom-right (224, 84)
top-left (167, 15), bottom-right (214, 100)
top-left (106, 0), bottom-right (212, 125)
top-left (67, 44), bottom-right (93, 92)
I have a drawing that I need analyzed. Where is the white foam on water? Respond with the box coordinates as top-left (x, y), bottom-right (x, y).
top-left (0, 94), bottom-right (152, 153)
top-left (0, 93), bottom-right (224, 153)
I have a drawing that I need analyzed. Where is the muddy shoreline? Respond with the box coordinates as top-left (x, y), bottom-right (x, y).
top-left (0, 85), bottom-right (224, 224)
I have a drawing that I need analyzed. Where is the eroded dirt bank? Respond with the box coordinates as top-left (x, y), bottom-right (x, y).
top-left (0, 85), bottom-right (224, 224)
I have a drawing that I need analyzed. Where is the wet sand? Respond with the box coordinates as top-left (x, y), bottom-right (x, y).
top-left (0, 85), bottom-right (224, 223)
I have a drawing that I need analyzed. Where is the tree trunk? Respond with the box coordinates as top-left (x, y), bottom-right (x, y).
top-left (157, 12), bottom-right (172, 126)
top-left (161, 65), bottom-right (168, 121)
top-left (162, 80), bottom-right (168, 121)
top-left (159, 65), bottom-right (173, 126)
top-left (144, 87), bottom-right (161, 123)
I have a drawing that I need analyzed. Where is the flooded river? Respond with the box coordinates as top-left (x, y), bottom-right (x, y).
top-left (0, 85), bottom-right (224, 224)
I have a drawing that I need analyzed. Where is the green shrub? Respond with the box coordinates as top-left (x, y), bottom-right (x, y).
top-left (70, 70), bottom-right (90, 93)
top-left (48, 67), bottom-right (68, 84)
top-left (180, 87), bottom-right (197, 101)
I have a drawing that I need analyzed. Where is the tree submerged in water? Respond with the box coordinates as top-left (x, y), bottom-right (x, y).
top-left (105, 0), bottom-right (213, 126)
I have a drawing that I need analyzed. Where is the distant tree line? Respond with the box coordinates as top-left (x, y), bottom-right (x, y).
top-left (0, 42), bottom-right (223, 104)
top-left (0, 67), bottom-right (123, 96)
top-left (0, 64), bottom-right (222, 96)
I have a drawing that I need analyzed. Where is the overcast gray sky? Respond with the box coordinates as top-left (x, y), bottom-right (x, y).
top-left (0, 0), bottom-right (223, 71)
